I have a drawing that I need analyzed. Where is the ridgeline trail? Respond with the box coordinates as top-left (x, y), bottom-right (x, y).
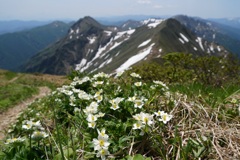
top-left (0, 86), bottom-right (51, 140)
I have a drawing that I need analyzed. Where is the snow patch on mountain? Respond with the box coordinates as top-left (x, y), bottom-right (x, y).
top-left (142, 19), bottom-right (164, 28)
top-left (210, 45), bottom-right (214, 52)
top-left (75, 59), bottom-right (87, 70)
top-left (79, 40), bottom-right (113, 72)
top-left (114, 29), bottom-right (135, 40)
top-left (88, 36), bottom-right (97, 44)
top-left (180, 33), bottom-right (189, 42)
top-left (69, 29), bottom-right (74, 34)
top-left (138, 39), bottom-right (151, 48)
top-left (104, 31), bottom-right (112, 36)
top-left (116, 43), bottom-right (155, 72)
top-left (76, 28), bottom-right (79, 34)
top-left (179, 38), bottom-right (185, 44)
top-left (98, 57), bottom-right (113, 69)
top-left (196, 37), bottom-right (204, 51)
top-left (109, 41), bottom-right (123, 51)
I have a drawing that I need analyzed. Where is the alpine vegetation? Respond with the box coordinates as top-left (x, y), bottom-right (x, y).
top-left (0, 70), bottom-right (239, 159)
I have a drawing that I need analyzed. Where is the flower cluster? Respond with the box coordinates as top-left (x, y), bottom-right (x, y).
top-left (22, 119), bottom-right (48, 141)
top-left (128, 96), bottom-right (147, 109)
top-left (5, 137), bottom-right (25, 144)
top-left (133, 112), bottom-right (154, 134)
top-left (92, 129), bottom-right (110, 160)
top-left (52, 71), bottom-right (174, 159)
top-left (83, 101), bottom-right (105, 128)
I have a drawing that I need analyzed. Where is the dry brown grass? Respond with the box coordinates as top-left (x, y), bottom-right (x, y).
top-left (0, 69), bottom-right (70, 87)
top-left (169, 93), bottom-right (240, 159)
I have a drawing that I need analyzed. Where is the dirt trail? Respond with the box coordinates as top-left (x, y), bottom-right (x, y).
top-left (8, 76), bottom-right (19, 83)
top-left (0, 86), bottom-right (51, 140)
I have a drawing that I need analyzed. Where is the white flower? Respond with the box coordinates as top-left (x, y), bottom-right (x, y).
top-left (5, 137), bottom-right (25, 144)
top-left (65, 90), bottom-right (73, 96)
top-left (159, 112), bottom-right (173, 124)
top-left (96, 148), bottom-right (110, 160)
top-left (133, 112), bottom-right (154, 126)
top-left (71, 76), bottom-right (91, 86)
top-left (93, 81), bottom-right (104, 87)
top-left (94, 94), bottom-right (103, 102)
top-left (87, 114), bottom-right (98, 122)
top-left (115, 71), bottom-right (124, 78)
top-left (128, 96), bottom-right (136, 102)
top-left (134, 82), bottom-right (142, 87)
top-left (93, 72), bottom-right (110, 79)
top-left (130, 73), bottom-right (141, 78)
top-left (133, 113), bottom-right (142, 121)
top-left (32, 120), bottom-right (42, 129)
top-left (110, 103), bottom-right (120, 110)
top-left (154, 110), bottom-right (165, 117)
top-left (97, 129), bottom-right (109, 139)
top-left (83, 102), bottom-right (98, 115)
top-left (150, 85), bottom-right (156, 89)
top-left (70, 95), bottom-right (76, 106)
top-left (231, 98), bottom-right (237, 104)
top-left (94, 89), bottom-right (103, 103)
top-left (74, 107), bottom-right (81, 113)
top-left (22, 122), bottom-right (32, 130)
top-left (134, 99), bottom-right (144, 109)
top-left (133, 121), bottom-right (144, 130)
top-left (88, 121), bottom-right (96, 128)
top-left (109, 97), bottom-right (124, 110)
top-left (31, 131), bottom-right (48, 140)
top-left (92, 136), bottom-right (110, 151)
top-left (153, 80), bottom-right (169, 90)
top-left (55, 98), bottom-right (61, 102)
top-left (72, 88), bottom-right (81, 93)
top-left (96, 112), bottom-right (105, 118)
top-left (22, 120), bottom-right (42, 130)
top-left (141, 113), bottom-right (154, 126)
top-left (95, 89), bottom-right (103, 96)
top-left (78, 90), bottom-right (93, 100)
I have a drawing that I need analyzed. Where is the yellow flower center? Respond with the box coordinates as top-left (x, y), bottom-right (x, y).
top-left (99, 140), bottom-right (105, 146)
top-left (162, 115), bottom-right (167, 121)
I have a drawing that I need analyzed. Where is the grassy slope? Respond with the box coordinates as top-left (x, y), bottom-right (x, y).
top-left (0, 71), bottom-right (239, 159)
top-left (0, 69), bottom-right (69, 112)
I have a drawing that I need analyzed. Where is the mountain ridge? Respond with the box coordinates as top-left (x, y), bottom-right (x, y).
top-left (0, 21), bottom-right (72, 71)
top-left (21, 16), bottom-right (230, 75)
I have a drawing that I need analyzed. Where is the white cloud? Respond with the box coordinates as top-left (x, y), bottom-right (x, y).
top-left (137, 0), bottom-right (152, 4)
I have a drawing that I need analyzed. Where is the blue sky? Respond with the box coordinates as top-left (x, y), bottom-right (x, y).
top-left (0, 0), bottom-right (239, 20)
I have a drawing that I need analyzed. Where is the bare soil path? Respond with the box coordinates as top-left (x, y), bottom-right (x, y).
top-left (0, 86), bottom-right (51, 140)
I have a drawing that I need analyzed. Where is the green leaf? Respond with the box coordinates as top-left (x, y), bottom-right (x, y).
top-left (54, 148), bottom-right (73, 160)
top-left (133, 154), bottom-right (146, 160)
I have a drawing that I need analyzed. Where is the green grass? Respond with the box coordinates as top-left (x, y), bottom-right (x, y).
top-left (170, 82), bottom-right (240, 107)
top-left (0, 70), bottom-right (69, 112)
top-left (2, 71), bottom-right (18, 80)
top-left (0, 83), bottom-right (38, 112)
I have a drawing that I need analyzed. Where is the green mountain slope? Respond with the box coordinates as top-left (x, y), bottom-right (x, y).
top-left (0, 21), bottom-right (71, 71)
